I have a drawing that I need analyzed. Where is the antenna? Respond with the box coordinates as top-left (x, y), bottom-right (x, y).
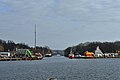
top-left (35, 24), bottom-right (36, 50)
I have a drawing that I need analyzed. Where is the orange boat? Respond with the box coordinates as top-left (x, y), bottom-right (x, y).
top-left (84, 51), bottom-right (94, 58)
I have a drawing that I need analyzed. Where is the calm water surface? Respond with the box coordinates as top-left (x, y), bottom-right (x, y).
top-left (0, 56), bottom-right (120, 80)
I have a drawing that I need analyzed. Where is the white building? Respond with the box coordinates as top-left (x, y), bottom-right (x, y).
top-left (104, 53), bottom-right (118, 57)
top-left (94, 46), bottom-right (104, 57)
top-left (0, 52), bottom-right (10, 58)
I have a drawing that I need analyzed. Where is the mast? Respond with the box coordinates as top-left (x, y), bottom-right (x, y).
top-left (35, 24), bottom-right (37, 50)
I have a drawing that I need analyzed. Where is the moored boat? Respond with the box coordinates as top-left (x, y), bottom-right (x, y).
top-left (68, 48), bottom-right (74, 59)
top-left (45, 53), bottom-right (52, 57)
top-left (68, 53), bottom-right (74, 59)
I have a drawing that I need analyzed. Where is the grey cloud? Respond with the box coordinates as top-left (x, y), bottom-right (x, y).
top-left (1, 0), bottom-right (120, 49)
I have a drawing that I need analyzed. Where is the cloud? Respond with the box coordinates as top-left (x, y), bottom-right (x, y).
top-left (46, 0), bottom-right (120, 22)
top-left (0, 0), bottom-right (120, 49)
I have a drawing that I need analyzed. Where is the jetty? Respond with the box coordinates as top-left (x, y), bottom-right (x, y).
top-left (0, 57), bottom-right (43, 61)
top-left (0, 49), bottom-right (43, 61)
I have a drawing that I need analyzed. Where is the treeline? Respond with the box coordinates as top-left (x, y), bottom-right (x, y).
top-left (0, 39), bottom-right (52, 54)
top-left (64, 41), bottom-right (120, 57)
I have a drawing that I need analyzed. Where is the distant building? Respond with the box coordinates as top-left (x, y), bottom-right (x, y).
top-left (94, 46), bottom-right (104, 57)
top-left (52, 50), bottom-right (64, 56)
top-left (0, 52), bottom-right (10, 58)
top-left (104, 53), bottom-right (118, 58)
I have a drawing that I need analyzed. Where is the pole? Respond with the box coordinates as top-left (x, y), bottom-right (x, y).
top-left (35, 24), bottom-right (36, 50)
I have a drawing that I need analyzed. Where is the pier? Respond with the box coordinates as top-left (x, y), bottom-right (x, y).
top-left (0, 57), bottom-right (42, 61)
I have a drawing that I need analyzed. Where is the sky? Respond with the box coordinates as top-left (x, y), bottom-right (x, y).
top-left (0, 0), bottom-right (120, 50)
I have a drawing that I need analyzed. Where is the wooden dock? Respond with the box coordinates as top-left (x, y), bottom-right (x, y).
top-left (0, 58), bottom-right (22, 61)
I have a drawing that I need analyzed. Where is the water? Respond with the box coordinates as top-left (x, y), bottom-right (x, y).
top-left (0, 56), bottom-right (120, 80)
